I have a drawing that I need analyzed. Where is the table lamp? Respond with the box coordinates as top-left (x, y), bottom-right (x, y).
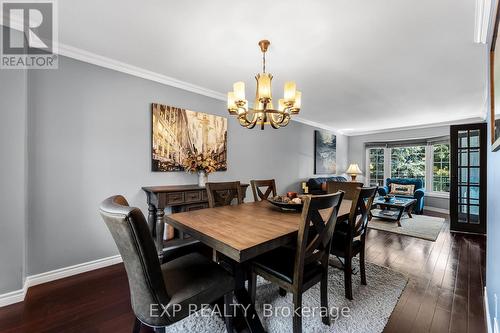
top-left (346, 163), bottom-right (363, 181)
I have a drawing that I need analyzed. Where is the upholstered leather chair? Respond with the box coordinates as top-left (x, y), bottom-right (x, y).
top-left (99, 195), bottom-right (235, 333)
top-left (248, 192), bottom-right (345, 333)
top-left (329, 187), bottom-right (377, 300)
top-left (250, 179), bottom-right (277, 202)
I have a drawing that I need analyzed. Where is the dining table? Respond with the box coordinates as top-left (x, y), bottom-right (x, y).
top-left (165, 199), bottom-right (352, 333)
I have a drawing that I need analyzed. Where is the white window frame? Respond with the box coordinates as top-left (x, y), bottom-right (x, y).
top-left (365, 145), bottom-right (450, 198)
top-left (364, 147), bottom-right (390, 187)
top-left (427, 144), bottom-right (450, 198)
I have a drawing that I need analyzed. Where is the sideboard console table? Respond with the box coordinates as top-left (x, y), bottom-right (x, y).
top-left (142, 184), bottom-right (249, 255)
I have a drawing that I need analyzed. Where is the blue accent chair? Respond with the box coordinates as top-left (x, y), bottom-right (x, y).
top-left (378, 178), bottom-right (425, 214)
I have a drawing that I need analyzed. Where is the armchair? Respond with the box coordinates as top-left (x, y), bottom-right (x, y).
top-left (378, 178), bottom-right (425, 214)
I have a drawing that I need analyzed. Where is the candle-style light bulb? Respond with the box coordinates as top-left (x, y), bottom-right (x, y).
top-left (227, 91), bottom-right (236, 110)
top-left (233, 81), bottom-right (245, 101)
top-left (284, 81), bottom-right (296, 103)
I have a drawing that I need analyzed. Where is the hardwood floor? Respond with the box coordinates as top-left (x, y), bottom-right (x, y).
top-left (376, 211), bottom-right (486, 333)
top-left (0, 210), bottom-right (486, 333)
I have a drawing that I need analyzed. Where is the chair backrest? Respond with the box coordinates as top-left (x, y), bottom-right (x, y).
top-left (293, 192), bottom-right (344, 287)
top-left (386, 178), bottom-right (423, 190)
top-left (250, 179), bottom-right (277, 202)
top-left (347, 187), bottom-right (378, 239)
top-left (326, 181), bottom-right (364, 200)
top-left (99, 195), bottom-right (170, 327)
top-left (205, 181), bottom-right (243, 208)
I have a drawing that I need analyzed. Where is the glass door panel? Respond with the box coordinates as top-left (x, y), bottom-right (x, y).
top-left (450, 123), bottom-right (487, 234)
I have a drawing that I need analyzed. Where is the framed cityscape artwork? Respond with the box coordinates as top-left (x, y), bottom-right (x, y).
top-left (314, 130), bottom-right (337, 174)
top-left (151, 103), bottom-right (228, 171)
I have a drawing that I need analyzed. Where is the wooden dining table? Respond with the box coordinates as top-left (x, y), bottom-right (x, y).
top-left (165, 199), bottom-right (352, 333)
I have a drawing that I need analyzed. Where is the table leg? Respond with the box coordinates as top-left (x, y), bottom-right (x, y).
top-left (407, 202), bottom-right (415, 218)
top-left (155, 209), bottom-right (165, 258)
top-left (219, 255), bottom-right (265, 333)
top-left (148, 204), bottom-right (157, 237)
top-left (396, 207), bottom-right (405, 227)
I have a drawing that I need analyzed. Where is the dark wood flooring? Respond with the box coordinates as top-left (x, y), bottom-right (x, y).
top-left (0, 210), bottom-right (486, 333)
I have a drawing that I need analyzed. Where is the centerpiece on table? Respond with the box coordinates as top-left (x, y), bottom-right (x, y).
top-left (182, 152), bottom-right (217, 187)
top-left (268, 192), bottom-right (305, 211)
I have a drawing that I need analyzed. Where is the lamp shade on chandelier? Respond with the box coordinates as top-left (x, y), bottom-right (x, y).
top-left (227, 40), bottom-right (302, 129)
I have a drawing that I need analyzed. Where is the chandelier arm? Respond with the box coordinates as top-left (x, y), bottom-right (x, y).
top-left (235, 106), bottom-right (253, 126)
top-left (269, 116), bottom-right (280, 129)
top-left (271, 110), bottom-right (287, 125)
top-left (239, 110), bottom-right (259, 128)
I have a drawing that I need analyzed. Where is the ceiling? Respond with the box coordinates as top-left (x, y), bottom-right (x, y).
top-left (56, 0), bottom-right (488, 134)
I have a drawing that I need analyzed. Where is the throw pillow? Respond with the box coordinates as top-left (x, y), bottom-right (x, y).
top-left (390, 183), bottom-right (415, 196)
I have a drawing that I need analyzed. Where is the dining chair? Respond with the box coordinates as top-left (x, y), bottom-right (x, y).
top-left (206, 181), bottom-right (243, 208)
top-left (250, 179), bottom-right (277, 202)
top-left (248, 192), bottom-right (345, 333)
top-left (326, 181), bottom-right (364, 200)
top-left (329, 186), bottom-right (378, 300)
top-left (99, 195), bottom-right (235, 333)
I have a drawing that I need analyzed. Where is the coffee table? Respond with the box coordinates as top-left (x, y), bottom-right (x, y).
top-left (370, 197), bottom-right (417, 227)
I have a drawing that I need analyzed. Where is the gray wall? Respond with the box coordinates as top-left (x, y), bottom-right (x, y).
top-left (25, 55), bottom-right (348, 276)
top-left (348, 126), bottom-right (451, 211)
top-left (487, 57), bottom-right (500, 329)
top-left (0, 28), bottom-right (28, 293)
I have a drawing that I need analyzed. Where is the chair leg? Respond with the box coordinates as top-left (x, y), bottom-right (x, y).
top-left (248, 270), bottom-right (257, 306)
top-left (344, 257), bottom-right (353, 300)
top-left (278, 287), bottom-right (287, 297)
top-left (320, 273), bottom-right (331, 326)
top-left (360, 248), bottom-right (367, 286)
top-left (293, 292), bottom-right (302, 333)
top-left (224, 292), bottom-right (234, 333)
top-left (132, 317), bottom-right (142, 333)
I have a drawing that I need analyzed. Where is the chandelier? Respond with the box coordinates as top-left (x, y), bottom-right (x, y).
top-left (227, 40), bottom-right (301, 129)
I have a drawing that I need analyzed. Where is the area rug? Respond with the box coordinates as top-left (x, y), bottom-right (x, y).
top-left (368, 210), bottom-right (445, 241)
top-left (166, 259), bottom-right (408, 333)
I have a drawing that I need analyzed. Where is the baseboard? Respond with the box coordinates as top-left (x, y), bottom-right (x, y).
top-left (0, 287), bottom-right (27, 308)
top-left (424, 206), bottom-right (450, 214)
top-left (0, 254), bottom-right (122, 308)
top-left (486, 287), bottom-right (493, 333)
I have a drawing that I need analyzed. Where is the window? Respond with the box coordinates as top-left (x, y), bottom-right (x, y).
top-left (368, 148), bottom-right (385, 186)
top-left (365, 141), bottom-right (450, 195)
top-left (433, 144), bottom-right (450, 192)
top-left (390, 146), bottom-right (426, 181)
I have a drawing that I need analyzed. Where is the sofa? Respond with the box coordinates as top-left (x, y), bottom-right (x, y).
top-left (306, 176), bottom-right (347, 195)
top-left (326, 181), bottom-right (364, 200)
top-left (378, 178), bottom-right (425, 214)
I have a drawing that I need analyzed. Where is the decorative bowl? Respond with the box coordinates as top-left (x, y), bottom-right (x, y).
top-left (268, 196), bottom-right (303, 211)
top-left (384, 195), bottom-right (395, 202)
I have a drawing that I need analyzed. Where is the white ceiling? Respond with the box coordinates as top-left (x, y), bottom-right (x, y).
top-left (57, 0), bottom-right (488, 134)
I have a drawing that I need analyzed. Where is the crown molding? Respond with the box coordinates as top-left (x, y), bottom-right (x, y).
top-left (475, 0), bottom-right (493, 44)
top-left (0, 20), bottom-right (226, 101)
top-left (345, 115), bottom-right (485, 136)
top-left (56, 44), bottom-right (226, 101)
top-left (0, 21), bottom-right (486, 135)
top-left (292, 116), bottom-right (344, 135)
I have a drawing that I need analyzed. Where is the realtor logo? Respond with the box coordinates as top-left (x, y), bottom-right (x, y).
top-left (1, 0), bottom-right (58, 69)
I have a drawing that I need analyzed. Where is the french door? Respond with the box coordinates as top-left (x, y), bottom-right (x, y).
top-left (450, 123), bottom-right (487, 234)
